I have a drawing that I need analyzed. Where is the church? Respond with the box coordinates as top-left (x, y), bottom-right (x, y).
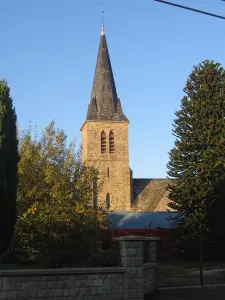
top-left (80, 24), bottom-right (172, 217)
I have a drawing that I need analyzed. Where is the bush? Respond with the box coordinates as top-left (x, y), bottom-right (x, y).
top-left (84, 248), bottom-right (121, 267)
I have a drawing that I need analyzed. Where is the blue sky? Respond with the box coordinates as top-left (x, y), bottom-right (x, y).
top-left (0, 0), bottom-right (225, 178)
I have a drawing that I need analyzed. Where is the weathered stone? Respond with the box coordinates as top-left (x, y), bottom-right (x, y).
top-left (123, 248), bottom-right (142, 258)
top-left (38, 282), bottom-right (47, 289)
top-left (2, 277), bottom-right (9, 291)
top-left (64, 289), bottom-right (70, 297)
top-left (130, 257), bottom-right (143, 267)
top-left (88, 274), bottom-right (105, 280)
top-left (0, 291), bottom-right (9, 299)
top-left (10, 282), bottom-right (22, 291)
top-left (94, 279), bottom-right (103, 286)
top-left (105, 285), bottom-right (123, 294)
top-left (25, 275), bottom-right (40, 282)
top-left (126, 279), bottom-right (143, 289)
top-left (148, 242), bottom-right (156, 251)
top-left (38, 289), bottom-right (54, 298)
top-left (93, 295), bottom-right (105, 300)
top-left (107, 294), bottom-right (124, 300)
top-left (121, 256), bottom-right (131, 267)
top-left (10, 276), bottom-right (25, 283)
top-left (126, 288), bottom-right (144, 299)
top-left (69, 274), bottom-right (88, 280)
top-left (17, 290), bottom-right (30, 299)
top-left (83, 287), bottom-right (93, 296)
top-left (92, 286), bottom-right (104, 295)
top-left (69, 288), bottom-right (82, 297)
top-left (57, 280), bottom-right (69, 289)
top-left (85, 279), bottom-right (93, 287)
top-left (21, 283), bottom-right (29, 290)
top-left (40, 275), bottom-right (60, 281)
top-left (59, 275), bottom-right (71, 280)
top-left (46, 281), bottom-right (57, 289)
top-left (28, 282), bottom-right (38, 290)
top-left (29, 289), bottom-right (38, 298)
top-left (75, 280), bottom-right (86, 288)
top-left (67, 280), bottom-right (78, 289)
top-left (106, 273), bottom-right (124, 279)
top-left (126, 267), bottom-right (141, 279)
top-left (54, 289), bottom-right (66, 297)
top-left (68, 297), bottom-right (83, 300)
top-left (10, 291), bottom-right (19, 300)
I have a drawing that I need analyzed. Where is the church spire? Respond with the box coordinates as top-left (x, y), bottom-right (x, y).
top-left (86, 24), bottom-right (128, 121)
top-left (101, 24), bottom-right (105, 36)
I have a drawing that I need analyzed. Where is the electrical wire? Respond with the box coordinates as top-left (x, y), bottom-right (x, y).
top-left (153, 0), bottom-right (225, 20)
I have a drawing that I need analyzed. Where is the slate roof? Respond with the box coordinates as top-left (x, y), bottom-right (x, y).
top-left (132, 178), bottom-right (171, 211)
top-left (108, 211), bottom-right (175, 228)
top-left (86, 25), bottom-right (128, 122)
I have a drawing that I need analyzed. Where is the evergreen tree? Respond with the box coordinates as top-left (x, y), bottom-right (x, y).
top-left (0, 80), bottom-right (19, 254)
top-left (167, 60), bottom-right (225, 234)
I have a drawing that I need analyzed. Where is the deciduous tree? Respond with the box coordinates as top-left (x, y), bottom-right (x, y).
top-left (12, 121), bottom-right (106, 266)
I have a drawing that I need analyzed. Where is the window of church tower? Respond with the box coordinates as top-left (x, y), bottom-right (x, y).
top-left (109, 131), bottom-right (115, 153)
top-left (106, 193), bottom-right (110, 209)
top-left (107, 167), bottom-right (109, 177)
top-left (101, 130), bottom-right (106, 153)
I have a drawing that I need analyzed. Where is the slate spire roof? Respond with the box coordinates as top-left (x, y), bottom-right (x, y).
top-left (86, 25), bottom-right (128, 121)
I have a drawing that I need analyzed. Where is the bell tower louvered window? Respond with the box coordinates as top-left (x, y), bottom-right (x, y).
top-left (101, 130), bottom-right (106, 153)
top-left (109, 130), bottom-right (115, 153)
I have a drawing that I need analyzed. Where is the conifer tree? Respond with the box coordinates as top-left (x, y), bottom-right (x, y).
top-left (167, 60), bottom-right (225, 234)
top-left (0, 80), bottom-right (19, 253)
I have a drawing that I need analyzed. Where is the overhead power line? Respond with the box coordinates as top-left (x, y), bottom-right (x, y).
top-left (153, 0), bottom-right (225, 20)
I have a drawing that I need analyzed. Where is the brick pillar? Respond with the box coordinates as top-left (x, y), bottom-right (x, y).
top-left (147, 237), bottom-right (159, 263)
top-left (116, 236), bottom-right (145, 300)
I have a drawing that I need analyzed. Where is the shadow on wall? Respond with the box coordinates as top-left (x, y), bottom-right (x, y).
top-left (108, 212), bottom-right (177, 229)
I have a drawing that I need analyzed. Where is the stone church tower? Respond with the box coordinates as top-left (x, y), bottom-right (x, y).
top-left (80, 25), bottom-right (131, 211)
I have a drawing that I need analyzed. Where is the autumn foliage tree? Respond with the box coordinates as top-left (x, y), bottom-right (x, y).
top-left (0, 80), bottom-right (19, 254)
top-left (11, 121), bottom-right (107, 266)
top-left (167, 60), bottom-right (225, 235)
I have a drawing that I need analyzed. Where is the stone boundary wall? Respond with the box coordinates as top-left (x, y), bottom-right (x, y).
top-left (116, 236), bottom-right (158, 300)
top-left (143, 263), bottom-right (156, 295)
top-left (0, 236), bottom-right (158, 300)
top-left (0, 267), bottom-right (125, 300)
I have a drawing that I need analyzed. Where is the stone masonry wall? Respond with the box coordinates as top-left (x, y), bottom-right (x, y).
top-left (144, 263), bottom-right (156, 295)
top-left (0, 236), bottom-right (158, 300)
top-left (81, 120), bottom-right (131, 211)
top-left (117, 236), bottom-right (158, 300)
top-left (0, 268), bottom-right (125, 300)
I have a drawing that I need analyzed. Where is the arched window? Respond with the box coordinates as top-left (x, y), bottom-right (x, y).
top-left (109, 130), bottom-right (115, 153)
top-left (106, 193), bottom-right (111, 209)
top-left (107, 167), bottom-right (109, 177)
top-left (101, 130), bottom-right (106, 153)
